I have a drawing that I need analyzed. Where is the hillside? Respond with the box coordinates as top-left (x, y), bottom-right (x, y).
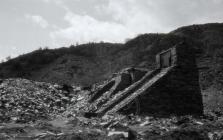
top-left (1, 23), bottom-right (223, 139)
top-left (0, 23), bottom-right (222, 88)
top-left (0, 23), bottom-right (223, 113)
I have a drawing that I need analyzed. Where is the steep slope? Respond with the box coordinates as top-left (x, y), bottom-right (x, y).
top-left (0, 33), bottom-right (185, 86)
top-left (0, 43), bottom-right (125, 86)
top-left (0, 23), bottom-right (223, 113)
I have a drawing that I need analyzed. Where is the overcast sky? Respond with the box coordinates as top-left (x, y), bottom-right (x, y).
top-left (0, 0), bottom-right (223, 60)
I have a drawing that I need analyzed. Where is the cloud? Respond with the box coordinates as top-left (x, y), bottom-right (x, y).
top-left (105, 0), bottom-right (223, 31)
top-left (49, 0), bottom-right (168, 46)
top-left (49, 0), bottom-right (223, 47)
top-left (25, 14), bottom-right (49, 28)
top-left (50, 12), bottom-right (133, 46)
top-left (41, 0), bottom-right (69, 11)
top-left (42, 0), bottom-right (50, 3)
top-left (42, 0), bottom-right (61, 3)
top-left (105, 0), bottom-right (169, 32)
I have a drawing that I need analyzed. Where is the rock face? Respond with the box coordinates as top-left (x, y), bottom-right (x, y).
top-left (86, 42), bottom-right (203, 117)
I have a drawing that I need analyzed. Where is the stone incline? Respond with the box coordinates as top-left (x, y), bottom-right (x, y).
top-left (106, 66), bottom-right (174, 115)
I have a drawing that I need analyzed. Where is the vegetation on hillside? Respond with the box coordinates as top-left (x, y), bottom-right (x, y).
top-left (0, 23), bottom-right (223, 90)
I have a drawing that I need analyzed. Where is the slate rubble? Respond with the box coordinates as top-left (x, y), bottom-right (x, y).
top-left (0, 78), bottom-right (223, 139)
top-left (0, 78), bottom-right (85, 123)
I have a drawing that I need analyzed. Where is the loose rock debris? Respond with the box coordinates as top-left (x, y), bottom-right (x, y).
top-left (0, 78), bottom-right (223, 140)
top-left (0, 78), bottom-right (88, 123)
top-left (1, 112), bottom-right (223, 139)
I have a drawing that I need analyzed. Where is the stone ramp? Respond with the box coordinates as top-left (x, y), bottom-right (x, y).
top-left (89, 68), bottom-right (147, 104)
top-left (96, 66), bottom-right (174, 116)
top-left (106, 66), bottom-right (174, 115)
top-left (86, 68), bottom-right (147, 114)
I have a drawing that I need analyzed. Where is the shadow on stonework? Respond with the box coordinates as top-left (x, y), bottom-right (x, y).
top-left (85, 41), bottom-right (203, 118)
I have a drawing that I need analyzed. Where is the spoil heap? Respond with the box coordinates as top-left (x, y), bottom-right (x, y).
top-left (0, 78), bottom-right (81, 123)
